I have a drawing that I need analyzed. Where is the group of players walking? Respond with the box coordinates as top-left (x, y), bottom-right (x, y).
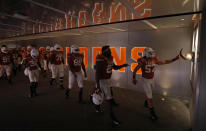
top-left (0, 44), bottom-right (181, 126)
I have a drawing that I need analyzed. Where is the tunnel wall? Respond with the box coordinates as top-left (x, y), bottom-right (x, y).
top-left (15, 27), bottom-right (193, 99)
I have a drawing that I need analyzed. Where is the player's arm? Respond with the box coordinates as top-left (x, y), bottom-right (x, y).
top-left (156, 55), bottom-right (180, 65)
top-left (22, 58), bottom-right (28, 68)
top-left (81, 58), bottom-right (87, 78)
top-left (95, 58), bottom-right (104, 89)
top-left (112, 63), bottom-right (128, 70)
top-left (37, 58), bottom-right (43, 70)
top-left (132, 59), bottom-right (142, 85)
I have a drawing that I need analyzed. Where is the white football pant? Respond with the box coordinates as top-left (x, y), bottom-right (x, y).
top-left (68, 70), bottom-right (83, 89)
top-left (28, 69), bottom-right (39, 82)
top-left (141, 77), bottom-right (154, 99)
top-left (50, 64), bottom-right (64, 78)
top-left (99, 79), bottom-right (112, 100)
top-left (0, 65), bottom-right (12, 77)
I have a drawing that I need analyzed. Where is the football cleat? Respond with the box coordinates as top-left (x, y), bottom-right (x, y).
top-left (150, 108), bottom-right (158, 121)
top-left (65, 90), bottom-right (69, 99)
top-left (112, 119), bottom-right (121, 126)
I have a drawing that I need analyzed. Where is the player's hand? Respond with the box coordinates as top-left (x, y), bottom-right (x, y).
top-left (123, 64), bottom-right (129, 67)
top-left (132, 78), bottom-right (137, 85)
top-left (95, 88), bottom-right (102, 94)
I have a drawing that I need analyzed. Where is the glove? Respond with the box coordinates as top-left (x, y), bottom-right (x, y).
top-left (123, 64), bottom-right (129, 67)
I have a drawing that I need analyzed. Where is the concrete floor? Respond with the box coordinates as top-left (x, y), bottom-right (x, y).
top-left (0, 71), bottom-right (191, 131)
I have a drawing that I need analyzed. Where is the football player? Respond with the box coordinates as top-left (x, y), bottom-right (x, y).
top-left (43, 46), bottom-right (51, 71)
top-left (17, 48), bottom-right (22, 71)
top-left (49, 44), bottom-right (64, 89)
top-left (132, 47), bottom-right (180, 120)
top-left (0, 45), bottom-right (14, 84)
top-left (65, 45), bottom-right (87, 103)
top-left (95, 45), bottom-right (128, 126)
top-left (24, 49), bottom-right (42, 98)
top-left (11, 48), bottom-right (19, 76)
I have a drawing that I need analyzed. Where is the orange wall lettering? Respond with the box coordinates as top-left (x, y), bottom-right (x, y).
top-left (92, 3), bottom-right (106, 24)
top-left (110, 47), bottom-right (126, 72)
top-left (132, 0), bottom-right (151, 19)
top-left (55, 18), bottom-right (61, 31)
top-left (92, 47), bottom-right (101, 68)
top-left (79, 47), bottom-right (88, 68)
top-left (66, 11), bottom-right (76, 28)
top-left (109, 3), bottom-right (127, 23)
top-left (78, 11), bottom-right (89, 27)
top-left (131, 47), bottom-right (146, 74)
top-left (33, 24), bottom-right (36, 34)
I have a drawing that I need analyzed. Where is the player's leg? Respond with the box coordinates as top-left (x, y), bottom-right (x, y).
top-left (142, 78), bottom-right (158, 120)
top-left (28, 70), bottom-right (35, 98)
top-left (58, 64), bottom-right (64, 89)
top-left (5, 65), bottom-right (12, 84)
top-left (76, 71), bottom-right (84, 103)
top-left (65, 70), bottom-right (75, 98)
top-left (33, 70), bottom-right (39, 96)
top-left (50, 64), bottom-right (57, 87)
top-left (0, 65), bottom-right (3, 80)
top-left (100, 79), bottom-right (120, 126)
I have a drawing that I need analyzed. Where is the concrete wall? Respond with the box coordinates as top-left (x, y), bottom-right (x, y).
top-left (18, 26), bottom-right (193, 99)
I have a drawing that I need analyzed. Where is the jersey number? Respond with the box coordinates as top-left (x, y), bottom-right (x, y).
top-left (145, 64), bottom-right (155, 73)
top-left (73, 59), bottom-right (81, 66)
top-left (2, 57), bottom-right (9, 63)
top-left (106, 64), bottom-right (113, 73)
top-left (56, 55), bottom-right (62, 62)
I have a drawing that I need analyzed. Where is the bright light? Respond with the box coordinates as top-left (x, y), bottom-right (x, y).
top-left (161, 98), bottom-right (165, 101)
top-left (185, 53), bottom-right (193, 60)
top-left (181, 18), bottom-right (185, 21)
top-left (163, 91), bottom-right (167, 96)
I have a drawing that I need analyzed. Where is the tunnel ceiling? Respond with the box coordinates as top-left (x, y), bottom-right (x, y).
top-left (0, 0), bottom-right (202, 41)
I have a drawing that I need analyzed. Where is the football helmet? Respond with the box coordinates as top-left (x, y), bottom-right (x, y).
top-left (102, 45), bottom-right (111, 58)
top-left (31, 49), bottom-right (39, 58)
top-left (27, 45), bottom-right (32, 51)
top-left (21, 47), bottom-right (26, 51)
top-left (71, 45), bottom-right (80, 53)
top-left (54, 44), bottom-right (61, 51)
top-left (1, 45), bottom-right (8, 53)
top-left (143, 47), bottom-right (156, 58)
top-left (92, 91), bottom-right (104, 105)
top-left (46, 46), bottom-right (50, 52)
top-left (50, 47), bottom-right (54, 52)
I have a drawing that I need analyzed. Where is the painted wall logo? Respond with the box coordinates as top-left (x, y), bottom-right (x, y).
top-left (40, 46), bottom-right (146, 74)
top-left (31, 0), bottom-right (151, 34)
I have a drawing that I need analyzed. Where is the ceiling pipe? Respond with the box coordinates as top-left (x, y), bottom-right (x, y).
top-left (0, 12), bottom-right (52, 26)
top-left (118, 0), bottom-right (158, 30)
top-left (0, 23), bottom-right (23, 29)
top-left (0, 28), bottom-right (19, 32)
top-left (24, 0), bottom-right (93, 25)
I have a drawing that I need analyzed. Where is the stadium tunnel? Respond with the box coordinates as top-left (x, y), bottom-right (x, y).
top-left (0, 0), bottom-right (206, 130)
